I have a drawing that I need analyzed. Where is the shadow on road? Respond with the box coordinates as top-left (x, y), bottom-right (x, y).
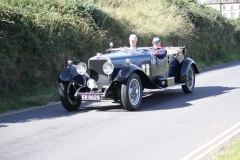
top-left (0, 86), bottom-right (238, 125)
top-left (140, 86), bottom-right (238, 111)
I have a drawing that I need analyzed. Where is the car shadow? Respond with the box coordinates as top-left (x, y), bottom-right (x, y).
top-left (0, 86), bottom-right (238, 125)
top-left (139, 86), bottom-right (238, 111)
top-left (82, 86), bottom-right (238, 112)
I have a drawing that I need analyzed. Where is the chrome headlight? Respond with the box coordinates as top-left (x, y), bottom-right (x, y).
top-left (76, 62), bottom-right (87, 75)
top-left (87, 78), bottom-right (97, 89)
top-left (103, 62), bottom-right (114, 75)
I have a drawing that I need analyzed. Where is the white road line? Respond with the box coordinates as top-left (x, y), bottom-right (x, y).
top-left (194, 128), bottom-right (240, 160)
top-left (181, 122), bottom-right (240, 160)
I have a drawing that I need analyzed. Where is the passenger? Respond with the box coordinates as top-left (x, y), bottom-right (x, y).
top-left (152, 37), bottom-right (167, 59)
top-left (129, 34), bottom-right (138, 49)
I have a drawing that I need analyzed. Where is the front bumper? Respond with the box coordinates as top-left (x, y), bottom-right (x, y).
top-left (74, 85), bottom-right (110, 101)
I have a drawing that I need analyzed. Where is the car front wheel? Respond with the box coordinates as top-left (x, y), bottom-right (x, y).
top-left (182, 66), bottom-right (195, 93)
top-left (121, 73), bottom-right (142, 111)
top-left (59, 82), bottom-right (81, 111)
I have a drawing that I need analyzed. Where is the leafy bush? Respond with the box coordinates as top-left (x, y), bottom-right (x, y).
top-left (0, 0), bottom-right (105, 90)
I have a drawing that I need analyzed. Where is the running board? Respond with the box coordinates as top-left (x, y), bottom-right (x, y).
top-left (143, 83), bottom-right (186, 94)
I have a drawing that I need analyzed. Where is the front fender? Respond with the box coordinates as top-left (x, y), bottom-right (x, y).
top-left (58, 65), bottom-right (89, 86)
top-left (112, 63), bottom-right (158, 89)
top-left (180, 58), bottom-right (200, 83)
top-left (58, 66), bottom-right (72, 82)
top-left (117, 63), bottom-right (141, 80)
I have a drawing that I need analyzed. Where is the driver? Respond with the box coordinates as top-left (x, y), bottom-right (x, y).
top-left (152, 37), bottom-right (167, 59)
top-left (129, 34), bottom-right (138, 49)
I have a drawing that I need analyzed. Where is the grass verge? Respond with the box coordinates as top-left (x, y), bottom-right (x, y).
top-left (213, 136), bottom-right (240, 160)
top-left (0, 86), bottom-right (59, 113)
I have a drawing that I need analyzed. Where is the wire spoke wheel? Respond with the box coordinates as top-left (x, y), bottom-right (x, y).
top-left (121, 73), bottom-right (142, 111)
top-left (128, 78), bottom-right (141, 105)
top-left (182, 66), bottom-right (195, 93)
top-left (186, 67), bottom-right (194, 90)
top-left (59, 82), bottom-right (81, 111)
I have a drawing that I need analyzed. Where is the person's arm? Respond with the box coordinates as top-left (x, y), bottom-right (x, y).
top-left (153, 48), bottom-right (167, 59)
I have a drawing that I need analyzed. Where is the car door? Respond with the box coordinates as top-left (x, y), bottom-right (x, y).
top-left (150, 51), bottom-right (169, 78)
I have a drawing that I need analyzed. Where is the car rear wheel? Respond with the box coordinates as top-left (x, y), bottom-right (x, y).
top-left (121, 73), bottom-right (142, 111)
top-left (59, 82), bottom-right (81, 111)
top-left (182, 66), bottom-right (195, 93)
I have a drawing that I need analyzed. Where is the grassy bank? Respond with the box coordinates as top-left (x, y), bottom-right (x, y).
top-left (0, 0), bottom-right (240, 113)
top-left (213, 136), bottom-right (240, 160)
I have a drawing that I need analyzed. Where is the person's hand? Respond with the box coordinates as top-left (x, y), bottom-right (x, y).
top-left (153, 52), bottom-right (158, 56)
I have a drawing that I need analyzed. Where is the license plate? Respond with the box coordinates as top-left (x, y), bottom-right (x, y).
top-left (80, 93), bottom-right (102, 101)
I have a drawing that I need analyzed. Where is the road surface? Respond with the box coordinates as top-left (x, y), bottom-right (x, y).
top-left (1, 61), bottom-right (240, 160)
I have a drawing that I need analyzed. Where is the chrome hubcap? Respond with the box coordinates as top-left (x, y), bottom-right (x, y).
top-left (187, 67), bottom-right (194, 90)
top-left (128, 78), bottom-right (140, 105)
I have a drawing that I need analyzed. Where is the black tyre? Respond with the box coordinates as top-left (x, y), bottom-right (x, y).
top-left (182, 66), bottom-right (195, 93)
top-left (121, 73), bottom-right (142, 111)
top-left (59, 82), bottom-right (81, 111)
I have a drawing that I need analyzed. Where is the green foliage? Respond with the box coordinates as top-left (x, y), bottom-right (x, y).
top-left (0, 0), bottom-right (240, 112)
top-left (0, 86), bottom-right (58, 113)
top-left (214, 137), bottom-right (240, 160)
top-left (167, 1), bottom-right (240, 62)
top-left (0, 0), bottom-right (106, 89)
top-left (235, 18), bottom-right (240, 25)
top-left (234, 18), bottom-right (240, 44)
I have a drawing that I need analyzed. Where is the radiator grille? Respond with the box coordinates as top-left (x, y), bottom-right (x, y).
top-left (89, 59), bottom-right (108, 90)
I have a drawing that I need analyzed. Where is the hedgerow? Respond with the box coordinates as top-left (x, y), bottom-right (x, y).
top-left (0, 0), bottom-right (240, 112)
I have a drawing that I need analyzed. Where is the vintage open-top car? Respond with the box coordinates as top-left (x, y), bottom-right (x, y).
top-left (58, 44), bottom-right (199, 111)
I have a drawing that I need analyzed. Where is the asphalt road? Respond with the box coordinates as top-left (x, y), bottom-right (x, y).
top-left (1, 61), bottom-right (240, 160)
